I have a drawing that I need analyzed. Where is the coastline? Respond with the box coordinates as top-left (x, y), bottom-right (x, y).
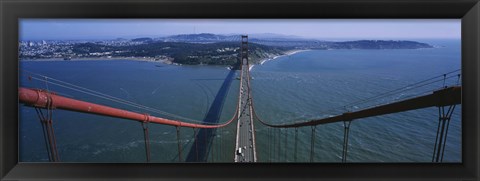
top-left (250, 49), bottom-right (311, 71)
top-left (20, 57), bottom-right (176, 64)
top-left (20, 49), bottom-right (312, 70)
top-left (260, 49), bottom-right (311, 65)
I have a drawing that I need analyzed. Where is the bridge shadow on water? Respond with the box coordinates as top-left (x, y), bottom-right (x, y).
top-left (185, 68), bottom-right (238, 162)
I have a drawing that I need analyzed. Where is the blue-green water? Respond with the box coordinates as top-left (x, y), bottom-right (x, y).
top-left (19, 39), bottom-right (461, 162)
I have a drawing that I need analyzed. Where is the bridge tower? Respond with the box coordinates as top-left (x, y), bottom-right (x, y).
top-left (234, 34), bottom-right (257, 162)
top-left (241, 35), bottom-right (249, 68)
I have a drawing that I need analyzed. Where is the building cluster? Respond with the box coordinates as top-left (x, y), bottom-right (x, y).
top-left (19, 40), bottom-right (72, 59)
top-left (19, 39), bottom-right (148, 60)
top-left (215, 47), bottom-right (239, 53)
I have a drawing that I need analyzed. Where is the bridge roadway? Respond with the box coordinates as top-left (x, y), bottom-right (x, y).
top-left (234, 64), bottom-right (257, 162)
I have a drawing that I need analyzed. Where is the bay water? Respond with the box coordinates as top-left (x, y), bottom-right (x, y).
top-left (19, 39), bottom-right (461, 162)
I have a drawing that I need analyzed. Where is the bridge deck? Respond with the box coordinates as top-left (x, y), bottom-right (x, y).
top-left (234, 64), bottom-right (257, 162)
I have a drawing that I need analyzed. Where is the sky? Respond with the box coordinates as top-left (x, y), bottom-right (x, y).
top-left (19, 19), bottom-right (461, 41)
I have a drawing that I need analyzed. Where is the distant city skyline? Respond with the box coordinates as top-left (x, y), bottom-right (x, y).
top-left (20, 19), bottom-right (461, 41)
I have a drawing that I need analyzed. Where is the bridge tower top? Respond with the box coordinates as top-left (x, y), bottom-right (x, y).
top-left (241, 35), bottom-right (249, 67)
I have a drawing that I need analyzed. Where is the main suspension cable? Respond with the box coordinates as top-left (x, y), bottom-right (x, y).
top-left (22, 70), bottom-right (241, 127)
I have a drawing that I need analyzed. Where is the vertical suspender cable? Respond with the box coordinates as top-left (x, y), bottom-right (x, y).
top-left (219, 128), bottom-right (222, 162)
top-left (270, 127), bottom-right (273, 162)
top-left (46, 94), bottom-right (60, 162)
top-left (34, 91), bottom-right (60, 162)
top-left (432, 107), bottom-right (442, 162)
top-left (212, 129), bottom-right (216, 162)
top-left (47, 110), bottom-right (60, 162)
top-left (435, 106), bottom-right (447, 162)
top-left (294, 127), bottom-right (298, 162)
top-left (221, 128), bottom-right (224, 161)
top-left (204, 128), bottom-right (208, 161)
top-left (440, 105), bottom-right (455, 162)
top-left (433, 105), bottom-right (456, 162)
top-left (310, 126), bottom-right (316, 162)
top-left (342, 121), bottom-right (352, 163)
top-left (176, 126), bottom-right (182, 162)
top-left (268, 127), bottom-right (273, 162)
top-left (279, 128), bottom-right (282, 161)
top-left (43, 76), bottom-right (55, 160)
top-left (268, 127), bottom-right (271, 162)
top-left (35, 108), bottom-right (52, 162)
top-left (284, 128), bottom-right (288, 162)
top-left (193, 128), bottom-right (198, 162)
top-left (43, 79), bottom-right (56, 162)
top-left (273, 128), bottom-right (276, 162)
top-left (142, 120), bottom-right (151, 162)
top-left (277, 128), bottom-right (281, 161)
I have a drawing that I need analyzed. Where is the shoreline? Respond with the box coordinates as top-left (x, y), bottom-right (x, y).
top-left (20, 57), bottom-right (176, 64)
top-left (251, 49), bottom-right (311, 71)
top-left (21, 49), bottom-right (313, 70)
top-left (259, 49), bottom-right (311, 65)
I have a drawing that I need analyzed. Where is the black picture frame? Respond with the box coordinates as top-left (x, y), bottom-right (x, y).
top-left (1, 0), bottom-right (479, 180)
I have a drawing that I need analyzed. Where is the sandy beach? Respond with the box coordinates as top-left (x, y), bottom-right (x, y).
top-left (252, 49), bottom-right (311, 71)
top-left (259, 49), bottom-right (311, 65)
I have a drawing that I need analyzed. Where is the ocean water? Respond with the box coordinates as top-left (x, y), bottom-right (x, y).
top-left (19, 39), bottom-right (461, 162)
top-left (250, 39), bottom-right (461, 162)
top-left (19, 62), bottom-right (239, 162)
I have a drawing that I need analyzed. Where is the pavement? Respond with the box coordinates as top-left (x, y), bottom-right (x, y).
top-left (234, 64), bottom-right (257, 162)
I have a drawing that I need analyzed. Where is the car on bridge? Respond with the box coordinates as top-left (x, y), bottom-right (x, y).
top-left (237, 147), bottom-right (243, 156)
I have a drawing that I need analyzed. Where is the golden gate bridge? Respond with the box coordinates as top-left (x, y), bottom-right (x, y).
top-left (19, 35), bottom-right (461, 163)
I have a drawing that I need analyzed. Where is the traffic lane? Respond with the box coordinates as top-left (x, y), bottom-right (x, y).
top-left (235, 68), bottom-right (245, 162)
top-left (236, 66), bottom-right (255, 162)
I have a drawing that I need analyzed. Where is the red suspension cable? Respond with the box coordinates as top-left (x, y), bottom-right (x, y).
top-left (19, 87), bottom-right (238, 129)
